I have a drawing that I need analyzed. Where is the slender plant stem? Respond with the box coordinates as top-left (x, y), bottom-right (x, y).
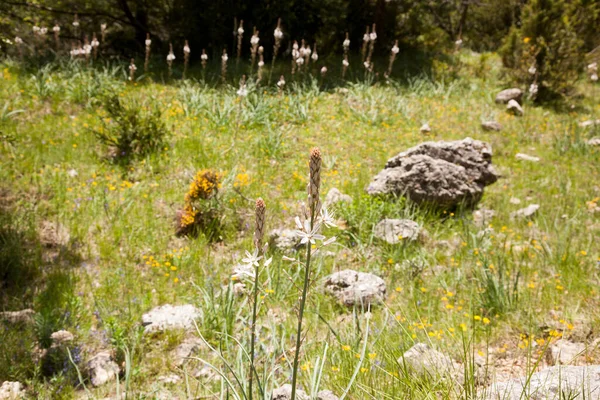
top-left (249, 260), bottom-right (260, 400)
top-left (290, 211), bottom-right (315, 400)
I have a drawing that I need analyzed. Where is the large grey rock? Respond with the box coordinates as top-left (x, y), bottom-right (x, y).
top-left (324, 270), bottom-right (386, 307)
top-left (496, 88), bottom-right (523, 104)
top-left (482, 121), bottom-right (502, 131)
top-left (0, 381), bottom-right (23, 400)
top-left (484, 365), bottom-right (600, 399)
top-left (0, 309), bottom-right (35, 324)
top-left (367, 138), bottom-right (498, 208)
top-left (50, 330), bottom-right (74, 347)
top-left (398, 343), bottom-right (460, 379)
top-left (547, 340), bottom-right (585, 365)
top-left (141, 304), bottom-right (200, 333)
top-left (507, 99), bottom-right (524, 116)
top-left (511, 204), bottom-right (540, 219)
top-left (271, 384), bottom-right (339, 400)
top-left (324, 188), bottom-right (352, 206)
top-left (87, 351), bottom-right (120, 387)
top-left (374, 219), bottom-right (422, 244)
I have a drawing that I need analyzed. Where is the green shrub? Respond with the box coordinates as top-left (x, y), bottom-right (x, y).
top-left (93, 95), bottom-right (168, 164)
top-left (499, 0), bottom-right (584, 102)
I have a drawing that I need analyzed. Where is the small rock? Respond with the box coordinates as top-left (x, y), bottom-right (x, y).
top-left (420, 123), bottom-right (431, 133)
top-left (495, 88), bottom-right (523, 104)
top-left (39, 221), bottom-right (70, 248)
top-left (194, 366), bottom-right (219, 381)
top-left (586, 137), bottom-right (600, 146)
top-left (515, 153), bottom-right (540, 162)
top-left (271, 385), bottom-right (339, 400)
top-left (579, 119), bottom-right (600, 128)
top-left (485, 365), bottom-right (600, 400)
top-left (157, 374), bottom-right (181, 384)
top-left (324, 188), bottom-right (352, 206)
top-left (141, 304), bottom-right (200, 333)
top-left (509, 197), bottom-right (521, 205)
top-left (547, 340), bottom-right (585, 365)
top-left (67, 169), bottom-right (78, 178)
top-left (506, 99), bottom-right (523, 116)
top-left (373, 219), bottom-right (422, 244)
top-left (399, 343), bottom-right (461, 380)
top-left (481, 121), bottom-right (502, 131)
top-left (0, 309), bottom-right (35, 324)
top-left (473, 208), bottom-right (496, 228)
top-left (511, 204), bottom-right (540, 219)
top-left (50, 330), bottom-right (74, 346)
top-left (171, 337), bottom-right (203, 366)
top-left (324, 270), bottom-right (386, 307)
top-left (87, 351), bottom-right (120, 387)
top-left (0, 381), bottom-right (23, 400)
top-left (269, 229), bottom-right (302, 252)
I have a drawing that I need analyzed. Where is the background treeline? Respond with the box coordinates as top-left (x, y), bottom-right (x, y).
top-left (1, 0), bottom-right (599, 101)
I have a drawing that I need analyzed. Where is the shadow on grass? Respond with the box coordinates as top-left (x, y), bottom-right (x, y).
top-left (0, 194), bottom-right (82, 383)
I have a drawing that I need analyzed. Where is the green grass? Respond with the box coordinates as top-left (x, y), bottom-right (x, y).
top-left (0, 52), bottom-right (599, 399)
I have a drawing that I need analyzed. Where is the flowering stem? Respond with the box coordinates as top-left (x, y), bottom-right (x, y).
top-left (249, 255), bottom-right (260, 400)
top-left (290, 211), bottom-right (315, 400)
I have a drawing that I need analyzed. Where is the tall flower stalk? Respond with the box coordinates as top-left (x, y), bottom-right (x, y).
top-left (221, 49), bottom-right (228, 83)
top-left (183, 40), bottom-right (191, 79)
top-left (53, 24), bottom-right (60, 50)
top-left (250, 28), bottom-right (260, 70)
top-left (270, 18), bottom-right (283, 84)
top-left (144, 33), bottom-right (151, 72)
top-left (91, 33), bottom-right (100, 60)
top-left (365, 23), bottom-right (376, 72)
top-left (236, 20), bottom-right (244, 68)
top-left (167, 43), bottom-right (175, 79)
top-left (257, 46), bottom-right (265, 82)
top-left (248, 198), bottom-right (267, 400)
top-left (128, 58), bottom-right (137, 82)
top-left (387, 40), bottom-right (399, 78)
top-left (361, 26), bottom-right (369, 63)
top-left (290, 147), bottom-right (336, 400)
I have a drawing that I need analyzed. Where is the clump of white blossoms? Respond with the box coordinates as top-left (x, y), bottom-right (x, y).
top-left (145, 37), bottom-right (151, 47)
top-left (274, 26), bottom-right (283, 40)
top-left (529, 83), bottom-right (538, 96)
top-left (53, 25), bottom-right (60, 33)
top-left (369, 31), bottom-right (377, 41)
top-left (237, 76), bottom-right (248, 97)
top-left (91, 37), bottom-right (100, 48)
top-left (201, 51), bottom-right (208, 61)
top-left (72, 16), bottom-right (80, 27)
top-left (167, 50), bottom-right (175, 61)
top-left (528, 65), bottom-right (536, 75)
top-left (183, 43), bottom-right (190, 54)
top-left (343, 58), bottom-right (349, 67)
top-left (221, 52), bottom-right (228, 62)
top-left (321, 66), bottom-right (327, 76)
top-left (14, 36), bottom-right (23, 44)
top-left (250, 33), bottom-right (259, 46)
top-left (392, 43), bottom-right (399, 54)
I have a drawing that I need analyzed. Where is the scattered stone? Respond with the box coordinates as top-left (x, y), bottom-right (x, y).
top-left (0, 309), bottom-right (35, 324)
top-left (515, 153), bottom-right (540, 162)
top-left (87, 351), bottom-right (120, 387)
top-left (141, 304), bottom-right (200, 333)
top-left (507, 99), bottom-right (524, 116)
top-left (399, 343), bottom-right (461, 380)
top-left (38, 221), bottom-right (70, 248)
top-left (510, 197), bottom-right (521, 205)
top-left (271, 384), bottom-right (339, 400)
top-left (495, 88), bottom-right (523, 104)
top-left (324, 270), bottom-right (386, 307)
top-left (367, 138), bottom-right (499, 208)
top-left (586, 137), bottom-right (600, 146)
top-left (67, 169), bottom-right (78, 178)
top-left (473, 208), bottom-right (496, 228)
top-left (481, 121), bottom-right (502, 131)
top-left (324, 188), bottom-right (352, 206)
top-left (0, 381), bottom-right (23, 400)
top-left (269, 229), bottom-right (302, 252)
top-left (50, 330), bottom-right (74, 347)
top-left (485, 365), bottom-right (600, 399)
top-left (579, 119), bottom-right (600, 128)
top-left (373, 219), bottom-right (423, 244)
top-left (157, 374), bottom-right (181, 384)
top-left (420, 123), bottom-right (431, 133)
top-left (171, 337), bottom-right (203, 366)
top-left (547, 340), bottom-right (585, 365)
top-left (511, 204), bottom-right (540, 219)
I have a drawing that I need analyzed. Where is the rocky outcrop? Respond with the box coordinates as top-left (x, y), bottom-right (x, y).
top-left (367, 138), bottom-right (498, 208)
